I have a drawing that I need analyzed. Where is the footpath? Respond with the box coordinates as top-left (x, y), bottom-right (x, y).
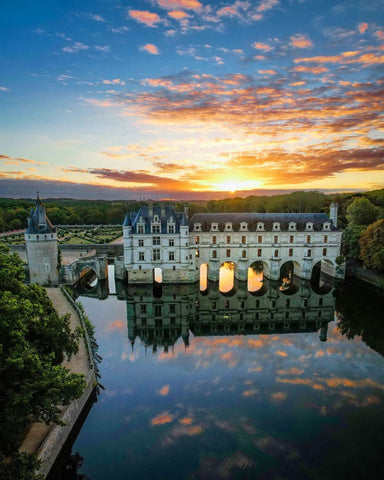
top-left (20, 287), bottom-right (97, 478)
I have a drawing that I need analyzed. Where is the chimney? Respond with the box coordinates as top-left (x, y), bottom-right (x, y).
top-left (161, 204), bottom-right (166, 217)
top-left (184, 205), bottom-right (189, 221)
top-left (148, 201), bottom-right (153, 217)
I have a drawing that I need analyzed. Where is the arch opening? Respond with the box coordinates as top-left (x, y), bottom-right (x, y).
top-left (311, 261), bottom-right (333, 294)
top-left (279, 261), bottom-right (300, 294)
top-left (200, 263), bottom-right (209, 292)
top-left (247, 261), bottom-right (264, 292)
top-left (219, 262), bottom-right (235, 294)
top-left (153, 267), bottom-right (162, 284)
top-left (79, 266), bottom-right (98, 289)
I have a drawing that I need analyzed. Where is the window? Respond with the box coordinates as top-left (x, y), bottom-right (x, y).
top-left (242, 250), bottom-right (246, 258)
top-left (289, 222), bottom-right (296, 231)
top-left (323, 248), bottom-right (327, 256)
top-left (195, 236), bottom-right (200, 244)
top-left (152, 225), bottom-right (160, 233)
top-left (226, 235), bottom-right (231, 244)
top-left (139, 239), bottom-right (144, 247)
top-left (258, 248), bottom-right (262, 257)
top-left (274, 235), bottom-right (278, 244)
top-left (274, 249), bottom-right (279, 257)
top-left (240, 222), bottom-right (248, 230)
top-left (289, 248), bottom-right (293, 257)
top-left (212, 236), bottom-right (217, 244)
top-left (257, 222), bottom-right (264, 231)
top-left (225, 222), bottom-right (232, 230)
top-left (324, 235), bottom-right (328, 243)
top-left (319, 298), bottom-right (323, 306)
top-left (211, 223), bottom-right (218, 231)
top-left (155, 305), bottom-right (162, 316)
top-left (194, 223), bottom-right (201, 231)
top-left (290, 235), bottom-right (294, 243)
top-left (323, 223), bottom-right (330, 230)
top-left (139, 252), bottom-right (145, 261)
top-left (307, 249), bottom-right (311, 257)
top-left (241, 235), bottom-right (246, 244)
top-left (286, 299), bottom-right (290, 307)
top-left (153, 236), bottom-right (160, 245)
top-left (169, 239), bottom-right (174, 247)
top-left (306, 222), bottom-right (313, 231)
top-left (212, 250), bottom-right (217, 259)
top-left (140, 304), bottom-right (147, 314)
top-left (273, 222), bottom-right (280, 231)
top-left (168, 225), bottom-right (175, 234)
top-left (153, 249), bottom-right (160, 261)
top-left (138, 225), bottom-right (144, 234)
top-left (195, 249), bottom-right (200, 258)
top-left (307, 235), bottom-right (311, 243)
top-left (170, 304), bottom-right (176, 313)
top-left (226, 249), bottom-right (231, 257)
top-left (258, 235), bottom-right (262, 244)
top-left (169, 251), bottom-right (175, 261)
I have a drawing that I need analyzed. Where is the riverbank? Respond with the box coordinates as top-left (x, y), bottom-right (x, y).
top-left (347, 259), bottom-right (384, 289)
top-left (20, 287), bottom-right (97, 478)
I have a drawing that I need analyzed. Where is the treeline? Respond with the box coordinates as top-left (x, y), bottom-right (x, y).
top-left (0, 198), bottom-right (207, 233)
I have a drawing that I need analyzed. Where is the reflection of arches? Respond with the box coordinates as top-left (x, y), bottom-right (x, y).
top-left (247, 261), bottom-right (265, 292)
top-left (153, 267), bottom-right (162, 284)
top-left (200, 263), bottom-right (208, 292)
top-left (219, 262), bottom-right (236, 294)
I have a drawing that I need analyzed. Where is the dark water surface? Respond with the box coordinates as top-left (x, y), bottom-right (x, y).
top-left (53, 277), bottom-right (384, 480)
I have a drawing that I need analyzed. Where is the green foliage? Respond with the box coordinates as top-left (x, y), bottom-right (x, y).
top-left (346, 197), bottom-right (379, 226)
top-left (359, 219), bottom-right (384, 272)
top-left (342, 224), bottom-right (365, 259)
top-left (0, 451), bottom-right (43, 480)
top-left (0, 247), bottom-right (85, 477)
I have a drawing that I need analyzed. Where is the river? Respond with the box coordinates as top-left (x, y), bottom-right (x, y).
top-left (48, 272), bottom-right (384, 480)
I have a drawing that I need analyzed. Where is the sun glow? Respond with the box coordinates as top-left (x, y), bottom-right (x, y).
top-left (210, 179), bottom-right (264, 193)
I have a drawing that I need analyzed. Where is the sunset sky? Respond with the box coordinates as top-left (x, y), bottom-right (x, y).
top-left (1, 0), bottom-right (383, 199)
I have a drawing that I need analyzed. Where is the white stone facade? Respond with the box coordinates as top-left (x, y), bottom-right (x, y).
top-left (123, 204), bottom-right (344, 284)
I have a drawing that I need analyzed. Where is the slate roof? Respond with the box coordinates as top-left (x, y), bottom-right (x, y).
top-left (189, 212), bottom-right (337, 232)
top-left (124, 205), bottom-right (185, 234)
top-left (26, 197), bottom-right (56, 234)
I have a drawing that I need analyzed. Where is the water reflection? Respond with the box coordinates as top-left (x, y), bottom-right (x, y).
top-left (58, 277), bottom-right (384, 480)
top-left (126, 279), bottom-right (335, 354)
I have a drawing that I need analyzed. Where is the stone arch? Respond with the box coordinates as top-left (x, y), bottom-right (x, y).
top-left (311, 259), bottom-right (334, 293)
top-left (78, 265), bottom-right (98, 288)
top-left (279, 261), bottom-right (301, 293)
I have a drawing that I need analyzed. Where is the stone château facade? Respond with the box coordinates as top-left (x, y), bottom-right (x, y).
top-left (122, 202), bottom-right (343, 284)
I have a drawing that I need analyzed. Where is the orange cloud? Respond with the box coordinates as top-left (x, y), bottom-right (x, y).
top-left (242, 389), bottom-right (259, 397)
top-left (129, 10), bottom-right (161, 27)
top-left (179, 417), bottom-right (193, 425)
top-left (168, 10), bottom-right (190, 19)
top-left (257, 0), bottom-right (279, 13)
top-left (275, 350), bottom-right (288, 357)
top-left (104, 319), bottom-right (125, 332)
top-left (292, 65), bottom-right (329, 74)
top-left (270, 392), bottom-right (287, 402)
top-left (290, 34), bottom-right (313, 48)
top-left (159, 385), bottom-right (170, 396)
top-left (141, 43), bottom-right (159, 55)
top-left (151, 412), bottom-right (174, 425)
top-left (155, 0), bottom-right (202, 10)
top-left (358, 22), bottom-right (368, 34)
top-left (253, 41), bottom-right (272, 51)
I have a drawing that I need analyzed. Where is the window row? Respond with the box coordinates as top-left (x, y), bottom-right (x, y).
top-left (137, 225), bottom-right (175, 234)
top-left (194, 234), bottom-right (329, 244)
top-left (193, 222), bottom-right (331, 232)
top-left (196, 248), bottom-right (328, 259)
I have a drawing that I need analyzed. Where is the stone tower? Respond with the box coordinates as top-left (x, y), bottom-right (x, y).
top-left (25, 194), bottom-right (59, 285)
top-left (329, 203), bottom-right (339, 228)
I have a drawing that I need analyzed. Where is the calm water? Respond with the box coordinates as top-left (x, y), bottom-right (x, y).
top-left (51, 275), bottom-right (384, 480)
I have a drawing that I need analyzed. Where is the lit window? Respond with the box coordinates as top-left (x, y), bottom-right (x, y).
top-left (323, 248), bottom-right (327, 256)
top-left (242, 250), bottom-right (246, 258)
top-left (212, 250), bottom-right (217, 258)
top-left (241, 235), bottom-right (246, 244)
top-left (258, 235), bottom-right (262, 243)
top-left (258, 248), bottom-right (262, 257)
top-left (212, 236), bottom-right (217, 244)
top-left (196, 249), bottom-right (200, 258)
top-left (324, 235), bottom-right (328, 243)
top-left (226, 249), bottom-right (231, 257)
top-left (195, 236), bottom-right (200, 244)
top-left (226, 235), bottom-right (231, 244)
top-left (274, 249), bottom-right (278, 257)
top-left (289, 248), bottom-right (293, 257)
top-left (274, 235), bottom-right (278, 243)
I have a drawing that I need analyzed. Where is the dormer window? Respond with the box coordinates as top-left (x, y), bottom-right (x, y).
top-left (194, 223), bottom-right (202, 231)
top-left (240, 222), bottom-right (248, 231)
top-left (137, 224), bottom-right (145, 234)
top-left (153, 215), bottom-right (159, 222)
top-left (273, 222), bottom-right (280, 231)
top-left (257, 222), bottom-right (265, 231)
top-left (225, 222), bottom-right (233, 231)
top-left (305, 222), bottom-right (314, 231)
top-left (322, 222), bottom-right (330, 231)
top-left (210, 223), bottom-right (218, 231)
top-left (288, 222), bottom-right (296, 231)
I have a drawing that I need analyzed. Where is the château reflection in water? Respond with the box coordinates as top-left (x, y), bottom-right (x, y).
top-left (56, 274), bottom-right (384, 480)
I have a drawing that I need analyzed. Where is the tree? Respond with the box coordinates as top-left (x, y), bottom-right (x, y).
top-left (346, 197), bottom-right (379, 226)
top-left (359, 219), bottom-right (384, 272)
top-left (0, 247), bottom-right (85, 479)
